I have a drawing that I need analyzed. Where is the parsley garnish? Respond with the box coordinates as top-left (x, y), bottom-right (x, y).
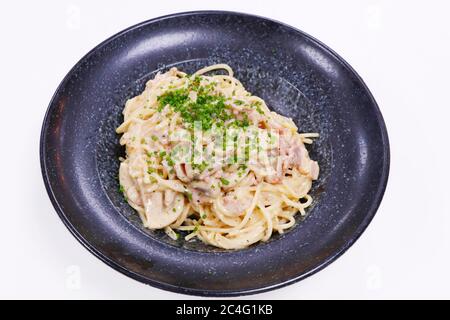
top-left (256, 105), bottom-right (264, 114)
top-left (192, 161), bottom-right (209, 172)
top-left (119, 185), bottom-right (127, 202)
top-left (166, 155), bottom-right (175, 166)
top-left (157, 77), bottom-right (235, 130)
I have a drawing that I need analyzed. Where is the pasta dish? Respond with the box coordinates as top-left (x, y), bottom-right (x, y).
top-left (116, 64), bottom-right (319, 249)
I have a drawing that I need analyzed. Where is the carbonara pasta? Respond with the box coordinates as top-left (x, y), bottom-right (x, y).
top-left (116, 64), bottom-right (319, 249)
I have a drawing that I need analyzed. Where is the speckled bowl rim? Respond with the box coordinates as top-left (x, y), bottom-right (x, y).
top-left (40, 10), bottom-right (390, 297)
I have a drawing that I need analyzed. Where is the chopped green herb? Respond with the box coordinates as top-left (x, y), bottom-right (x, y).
top-left (220, 178), bottom-right (230, 185)
top-left (166, 155), bottom-right (175, 166)
top-left (256, 105), bottom-right (264, 114)
top-left (119, 185), bottom-right (128, 202)
top-left (157, 77), bottom-right (233, 130)
top-left (251, 101), bottom-right (264, 114)
top-left (231, 112), bottom-right (250, 128)
top-left (151, 135), bottom-right (158, 141)
top-left (192, 161), bottom-right (209, 172)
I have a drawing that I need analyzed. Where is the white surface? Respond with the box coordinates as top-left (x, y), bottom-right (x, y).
top-left (1, 0), bottom-right (449, 299)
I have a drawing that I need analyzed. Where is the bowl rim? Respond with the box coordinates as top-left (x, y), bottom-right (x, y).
top-left (40, 10), bottom-right (390, 297)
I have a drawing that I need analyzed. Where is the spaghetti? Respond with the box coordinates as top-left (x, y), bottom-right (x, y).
top-left (116, 64), bottom-right (319, 249)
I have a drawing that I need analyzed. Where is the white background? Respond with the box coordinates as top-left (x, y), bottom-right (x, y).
top-left (1, 0), bottom-right (449, 299)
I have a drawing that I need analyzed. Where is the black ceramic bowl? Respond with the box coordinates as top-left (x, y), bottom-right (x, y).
top-left (40, 11), bottom-right (389, 296)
